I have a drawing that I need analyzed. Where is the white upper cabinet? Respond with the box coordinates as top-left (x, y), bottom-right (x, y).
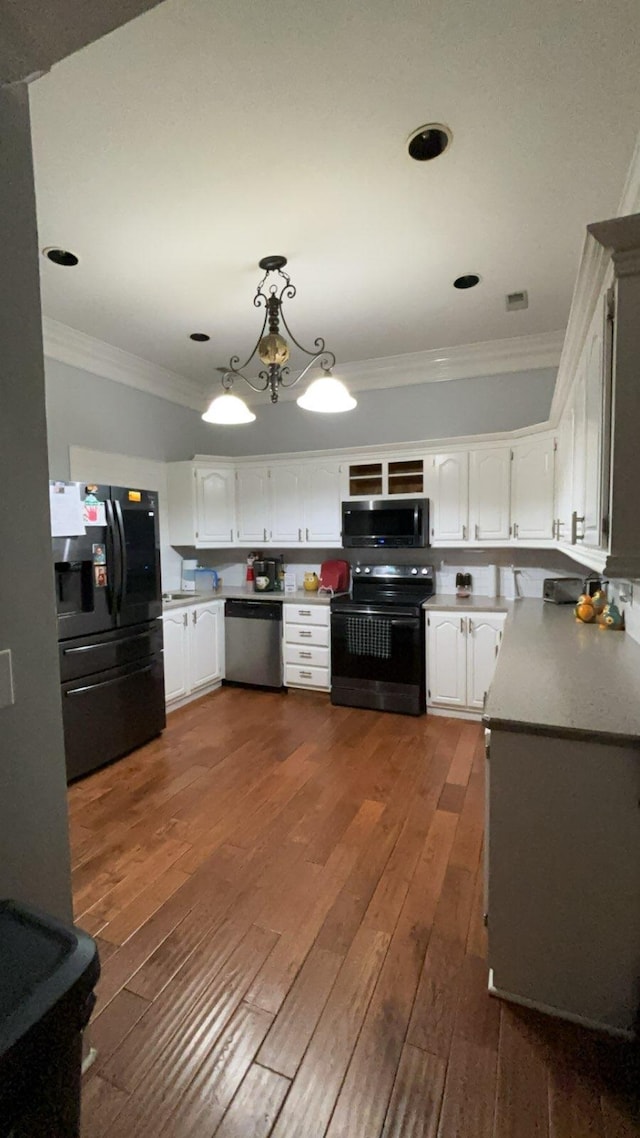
top-left (510, 436), bottom-right (555, 541)
top-left (235, 466), bottom-right (270, 544)
top-left (582, 303), bottom-right (606, 548)
top-left (469, 448), bottom-right (511, 542)
top-left (430, 452), bottom-right (469, 542)
top-left (167, 462), bottom-right (236, 546)
top-left (271, 465), bottom-right (304, 543)
top-left (303, 461), bottom-right (343, 545)
top-left (196, 467), bottom-right (236, 545)
top-left (554, 394), bottom-right (575, 544)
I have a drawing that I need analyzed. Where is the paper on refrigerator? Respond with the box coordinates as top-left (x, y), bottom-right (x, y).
top-left (49, 481), bottom-right (86, 537)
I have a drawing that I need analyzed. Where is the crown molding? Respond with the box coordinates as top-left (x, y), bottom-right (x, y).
top-left (548, 232), bottom-right (610, 425)
top-left (617, 129), bottom-right (640, 217)
top-left (241, 329), bottom-right (564, 406)
top-left (42, 317), bottom-right (208, 412)
top-left (42, 315), bottom-right (563, 412)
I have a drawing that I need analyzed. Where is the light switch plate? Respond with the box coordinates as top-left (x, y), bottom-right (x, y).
top-left (0, 650), bottom-right (15, 709)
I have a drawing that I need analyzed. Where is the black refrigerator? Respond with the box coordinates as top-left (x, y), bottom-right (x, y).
top-left (51, 482), bottom-right (166, 781)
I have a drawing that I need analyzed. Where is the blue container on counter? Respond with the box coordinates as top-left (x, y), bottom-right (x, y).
top-left (194, 568), bottom-right (219, 592)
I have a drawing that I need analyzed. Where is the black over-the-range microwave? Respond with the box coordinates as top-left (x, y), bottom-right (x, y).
top-left (341, 497), bottom-right (430, 548)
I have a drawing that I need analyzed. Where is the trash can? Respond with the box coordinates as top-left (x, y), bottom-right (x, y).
top-left (0, 899), bottom-right (100, 1138)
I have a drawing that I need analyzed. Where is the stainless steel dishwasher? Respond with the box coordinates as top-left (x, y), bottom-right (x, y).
top-left (224, 599), bottom-right (283, 688)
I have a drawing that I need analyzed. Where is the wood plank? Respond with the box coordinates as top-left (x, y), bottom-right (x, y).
top-left (381, 1043), bottom-right (446, 1138)
top-left (87, 988), bottom-right (150, 1077)
top-left (436, 955), bottom-right (500, 1138)
top-left (246, 806), bottom-right (384, 1015)
top-left (101, 924), bottom-right (278, 1135)
top-left (81, 1075), bottom-right (130, 1138)
top-left (97, 865), bottom-right (190, 945)
top-left (103, 919), bottom-right (272, 1094)
top-left (256, 945), bottom-right (343, 1078)
top-left (213, 1063), bottom-right (290, 1138)
top-left (270, 926), bottom-right (390, 1138)
top-left (447, 723), bottom-right (480, 786)
top-left (494, 1005), bottom-right (551, 1138)
top-left (438, 782), bottom-right (467, 813)
top-left (327, 809), bottom-right (458, 1137)
top-left (155, 1001), bottom-right (275, 1138)
top-left (548, 1018), bottom-right (606, 1138)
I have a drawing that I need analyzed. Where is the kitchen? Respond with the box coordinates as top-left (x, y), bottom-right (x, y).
top-left (3, 1), bottom-right (640, 1135)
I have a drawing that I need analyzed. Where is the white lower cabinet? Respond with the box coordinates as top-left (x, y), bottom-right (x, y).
top-left (283, 603), bottom-right (331, 691)
top-left (163, 607), bottom-right (190, 703)
top-left (162, 601), bottom-right (225, 709)
top-left (427, 609), bottom-right (506, 715)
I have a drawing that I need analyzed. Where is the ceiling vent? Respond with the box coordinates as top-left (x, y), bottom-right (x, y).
top-left (506, 290), bottom-right (528, 311)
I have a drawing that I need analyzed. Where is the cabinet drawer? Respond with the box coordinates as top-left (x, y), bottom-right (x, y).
top-left (284, 624), bottom-right (330, 648)
top-left (284, 644), bottom-right (329, 668)
top-left (284, 604), bottom-right (330, 627)
top-left (285, 663), bottom-right (330, 690)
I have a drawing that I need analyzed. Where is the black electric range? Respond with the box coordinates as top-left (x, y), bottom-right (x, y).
top-left (330, 564), bottom-right (434, 716)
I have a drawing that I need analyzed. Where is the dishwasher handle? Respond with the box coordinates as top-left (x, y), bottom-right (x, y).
top-left (225, 599), bottom-right (282, 621)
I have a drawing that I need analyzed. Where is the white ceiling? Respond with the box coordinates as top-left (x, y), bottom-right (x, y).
top-left (30, 0), bottom-right (640, 402)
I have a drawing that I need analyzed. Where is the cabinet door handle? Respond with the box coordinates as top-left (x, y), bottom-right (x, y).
top-left (263, 528), bottom-right (267, 541)
top-left (192, 610), bottom-right (197, 624)
top-left (299, 610), bottom-right (311, 616)
top-left (460, 617), bottom-right (464, 633)
top-left (299, 651), bottom-right (312, 658)
top-left (462, 524), bottom-right (467, 540)
top-left (513, 522), bottom-right (519, 538)
top-left (299, 630), bottom-right (312, 637)
top-left (183, 612), bottom-right (188, 626)
top-left (230, 528), bottom-right (233, 541)
top-left (298, 528), bottom-right (302, 542)
top-left (299, 670), bottom-right (313, 678)
top-left (306, 527), bottom-right (310, 541)
top-left (469, 618), bottom-right (473, 633)
top-left (474, 523), bottom-right (479, 541)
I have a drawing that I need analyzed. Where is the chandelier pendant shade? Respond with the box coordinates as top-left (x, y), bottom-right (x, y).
top-left (202, 256), bottom-right (356, 424)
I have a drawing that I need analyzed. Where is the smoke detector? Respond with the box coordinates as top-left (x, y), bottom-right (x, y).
top-left (506, 290), bottom-right (528, 311)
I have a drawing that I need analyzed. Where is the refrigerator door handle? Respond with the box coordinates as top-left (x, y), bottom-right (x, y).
top-left (105, 498), bottom-right (121, 613)
top-left (63, 630), bottom-right (155, 655)
top-left (113, 499), bottom-right (127, 611)
top-left (65, 664), bottom-right (154, 696)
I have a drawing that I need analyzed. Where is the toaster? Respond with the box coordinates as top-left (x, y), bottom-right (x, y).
top-left (543, 577), bottom-right (584, 604)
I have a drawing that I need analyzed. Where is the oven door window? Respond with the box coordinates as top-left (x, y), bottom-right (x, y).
top-left (331, 612), bottom-right (421, 685)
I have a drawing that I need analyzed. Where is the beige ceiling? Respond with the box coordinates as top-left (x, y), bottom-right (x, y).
top-left (30, 0), bottom-right (640, 396)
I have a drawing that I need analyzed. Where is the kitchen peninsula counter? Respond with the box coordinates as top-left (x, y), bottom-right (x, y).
top-left (481, 598), bottom-right (640, 745)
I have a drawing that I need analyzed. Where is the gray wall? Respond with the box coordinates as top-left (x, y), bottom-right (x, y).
top-left (0, 86), bottom-right (72, 920)
top-left (45, 356), bottom-right (556, 476)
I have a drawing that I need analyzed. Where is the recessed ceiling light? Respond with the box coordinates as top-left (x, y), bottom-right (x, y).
top-left (407, 124), bottom-right (452, 162)
top-left (43, 247), bottom-right (79, 266)
top-left (453, 274), bottom-right (481, 289)
top-left (189, 332), bottom-right (210, 342)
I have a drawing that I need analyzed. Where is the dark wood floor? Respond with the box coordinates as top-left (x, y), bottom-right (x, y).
top-left (70, 687), bottom-right (640, 1138)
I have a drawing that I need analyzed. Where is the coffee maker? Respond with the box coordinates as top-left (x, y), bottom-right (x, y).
top-left (253, 558), bottom-right (283, 592)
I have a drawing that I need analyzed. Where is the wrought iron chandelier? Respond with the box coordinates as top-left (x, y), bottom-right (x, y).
top-left (202, 255), bottom-right (356, 424)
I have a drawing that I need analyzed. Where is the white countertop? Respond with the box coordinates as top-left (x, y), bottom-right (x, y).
top-left (483, 599), bottom-right (640, 745)
top-left (162, 587), bottom-right (336, 611)
top-left (424, 594), bottom-right (512, 613)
